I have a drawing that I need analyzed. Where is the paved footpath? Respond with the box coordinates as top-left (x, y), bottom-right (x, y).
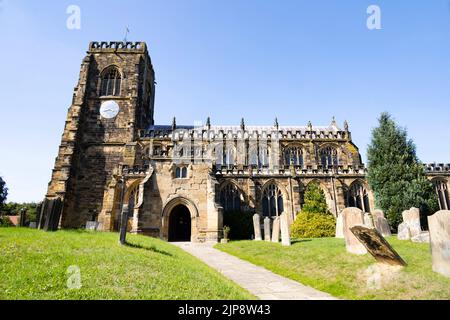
top-left (173, 242), bottom-right (337, 300)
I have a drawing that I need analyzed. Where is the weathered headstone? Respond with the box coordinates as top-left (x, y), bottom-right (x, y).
top-left (364, 213), bottom-right (374, 228)
top-left (372, 209), bottom-right (385, 220)
top-left (86, 221), bottom-right (100, 231)
top-left (280, 213), bottom-right (291, 247)
top-left (29, 222), bottom-right (37, 229)
top-left (411, 231), bottom-right (430, 244)
top-left (428, 210), bottom-right (450, 277)
top-left (271, 217), bottom-right (280, 243)
top-left (403, 208), bottom-right (422, 237)
top-left (119, 205), bottom-right (130, 245)
top-left (374, 216), bottom-right (392, 237)
top-left (253, 214), bottom-right (262, 241)
top-left (264, 218), bottom-right (271, 242)
top-left (350, 225), bottom-right (407, 266)
top-left (335, 213), bottom-right (344, 239)
top-left (19, 209), bottom-right (27, 227)
top-left (41, 198), bottom-right (63, 232)
top-left (342, 207), bottom-right (368, 255)
top-left (397, 222), bottom-right (411, 241)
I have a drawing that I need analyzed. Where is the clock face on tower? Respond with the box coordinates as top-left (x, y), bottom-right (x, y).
top-left (100, 100), bottom-right (120, 119)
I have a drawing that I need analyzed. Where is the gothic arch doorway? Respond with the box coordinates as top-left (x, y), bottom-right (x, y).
top-left (168, 205), bottom-right (192, 242)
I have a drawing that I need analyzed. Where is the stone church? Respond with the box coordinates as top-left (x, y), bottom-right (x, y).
top-left (45, 41), bottom-right (450, 242)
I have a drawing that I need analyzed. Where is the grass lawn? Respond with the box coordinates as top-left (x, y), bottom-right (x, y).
top-left (0, 228), bottom-right (254, 300)
top-left (216, 237), bottom-right (450, 300)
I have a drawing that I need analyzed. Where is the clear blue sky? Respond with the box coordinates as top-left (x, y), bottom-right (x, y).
top-left (1, 0), bottom-right (450, 203)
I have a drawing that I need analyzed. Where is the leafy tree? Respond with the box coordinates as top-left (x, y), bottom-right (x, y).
top-left (0, 177), bottom-right (7, 210)
top-left (291, 183), bottom-right (336, 238)
top-left (367, 113), bottom-right (438, 229)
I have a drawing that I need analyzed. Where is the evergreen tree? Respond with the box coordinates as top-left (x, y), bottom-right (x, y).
top-left (302, 183), bottom-right (331, 215)
top-left (367, 113), bottom-right (438, 228)
top-left (291, 183), bottom-right (335, 239)
top-left (0, 177), bottom-right (7, 209)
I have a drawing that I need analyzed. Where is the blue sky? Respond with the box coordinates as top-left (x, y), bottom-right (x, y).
top-left (1, 0), bottom-right (450, 203)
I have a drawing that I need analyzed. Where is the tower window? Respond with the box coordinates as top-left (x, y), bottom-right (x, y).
top-left (100, 67), bottom-right (122, 96)
top-left (175, 167), bottom-right (188, 179)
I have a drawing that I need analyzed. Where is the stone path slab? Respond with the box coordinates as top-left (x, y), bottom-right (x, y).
top-left (173, 242), bottom-right (337, 300)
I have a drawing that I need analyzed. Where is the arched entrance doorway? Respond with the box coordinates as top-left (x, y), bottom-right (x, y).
top-left (168, 205), bottom-right (192, 242)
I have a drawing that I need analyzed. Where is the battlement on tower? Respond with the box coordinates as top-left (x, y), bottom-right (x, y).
top-left (88, 41), bottom-right (148, 54)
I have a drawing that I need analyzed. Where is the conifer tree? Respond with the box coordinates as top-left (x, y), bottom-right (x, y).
top-left (367, 113), bottom-right (438, 228)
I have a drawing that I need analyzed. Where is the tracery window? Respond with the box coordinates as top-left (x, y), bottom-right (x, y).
top-left (262, 184), bottom-right (284, 218)
top-left (348, 182), bottom-right (370, 212)
top-left (320, 147), bottom-right (338, 168)
top-left (220, 184), bottom-right (242, 212)
top-left (100, 66), bottom-right (122, 96)
top-left (284, 147), bottom-right (304, 167)
top-left (434, 180), bottom-right (450, 210)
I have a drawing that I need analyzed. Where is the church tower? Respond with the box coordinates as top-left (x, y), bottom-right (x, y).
top-left (46, 41), bottom-right (155, 228)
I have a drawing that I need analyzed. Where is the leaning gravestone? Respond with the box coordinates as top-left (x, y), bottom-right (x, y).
top-left (272, 217), bottom-right (280, 243)
top-left (19, 209), bottom-right (27, 227)
top-left (374, 216), bottom-right (392, 237)
top-left (119, 205), bottom-right (130, 245)
top-left (253, 214), bottom-right (262, 241)
top-left (403, 208), bottom-right (422, 238)
top-left (428, 210), bottom-right (450, 277)
top-left (342, 207), bottom-right (367, 255)
top-left (372, 209), bottom-right (385, 220)
top-left (397, 222), bottom-right (411, 241)
top-left (335, 213), bottom-right (344, 239)
top-left (264, 218), bottom-right (271, 242)
top-left (280, 213), bottom-right (291, 247)
top-left (351, 226), bottom-right (407, 266)
top-left (364, 213), bottom-right (374, 228)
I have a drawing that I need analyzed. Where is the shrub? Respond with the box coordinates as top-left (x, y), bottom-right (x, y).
top-left (223, 211), bottom-right (254, 240)
top-left (0, 215), bottom-right (14, 228)
top-left (291, 182), bottom-right (336, 239)
top-left (291, 211), bottom-right (336, 239)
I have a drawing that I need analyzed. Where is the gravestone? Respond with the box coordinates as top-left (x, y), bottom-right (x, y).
top-left (342, 207), bottom-right (367, 255)
top-left (428, 210), bottom-right (450, 277)
top-left (86, 221), bottom-right (100, 231)
top-left (372, 209), bottom-right (385, 220)
top-left (29, 222), bottom-right (37, 229)
top-left (280, 213), bottom-right (291, 247)
top-left (364, 213), bottom-right (374, 228)
top-left (335, 213), bottom-right (344, 239)
top-left (351, 226), bottom-right (407, 266)
top-left (19, 209), bottom-right (27, 227)
top-left (397, 222), bottom-right (411, 241)
top-left (39, 198), bottom-right (63, 232)
top-left (374, 216), bottom-right (392, 237)
top-left (264, 218), bottom-right (271, 242)
top-left (119, 205), bottom-right (130, 245)
top-left (253, 214), bottom-right (262, 241)
top-left (403, 208), bottom-right (422, 238)
top-left (411, 231), bottom-right (430, 244)
top-left (271, 217), bottom-right (280, 243)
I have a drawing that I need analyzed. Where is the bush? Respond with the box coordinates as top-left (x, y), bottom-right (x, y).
top-left (223, 211), bottom-right (254, 240)
top-left (291, 212), bottom-right (336, 239)
top-left (0, 216), bottom-right (14, 228)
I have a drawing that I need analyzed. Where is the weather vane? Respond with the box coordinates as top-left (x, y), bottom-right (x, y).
top-left (123, 26), bottom-right (130, 42)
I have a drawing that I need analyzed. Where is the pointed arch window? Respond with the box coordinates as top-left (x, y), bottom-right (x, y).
top-left (262, 184), bottom-right (284, 218)
top-left (320, 147), bottom-right (338, 168)
top-left (433, 179), bottom-right (450, 210)
top-left (348, 182), bottom-right (370, 212)
top-left (285, 147), bottom-right (304, 167)
top-left (220, 184), bottom-right (242, 212)
top-left (100, 66), bottom-right (122, 96)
